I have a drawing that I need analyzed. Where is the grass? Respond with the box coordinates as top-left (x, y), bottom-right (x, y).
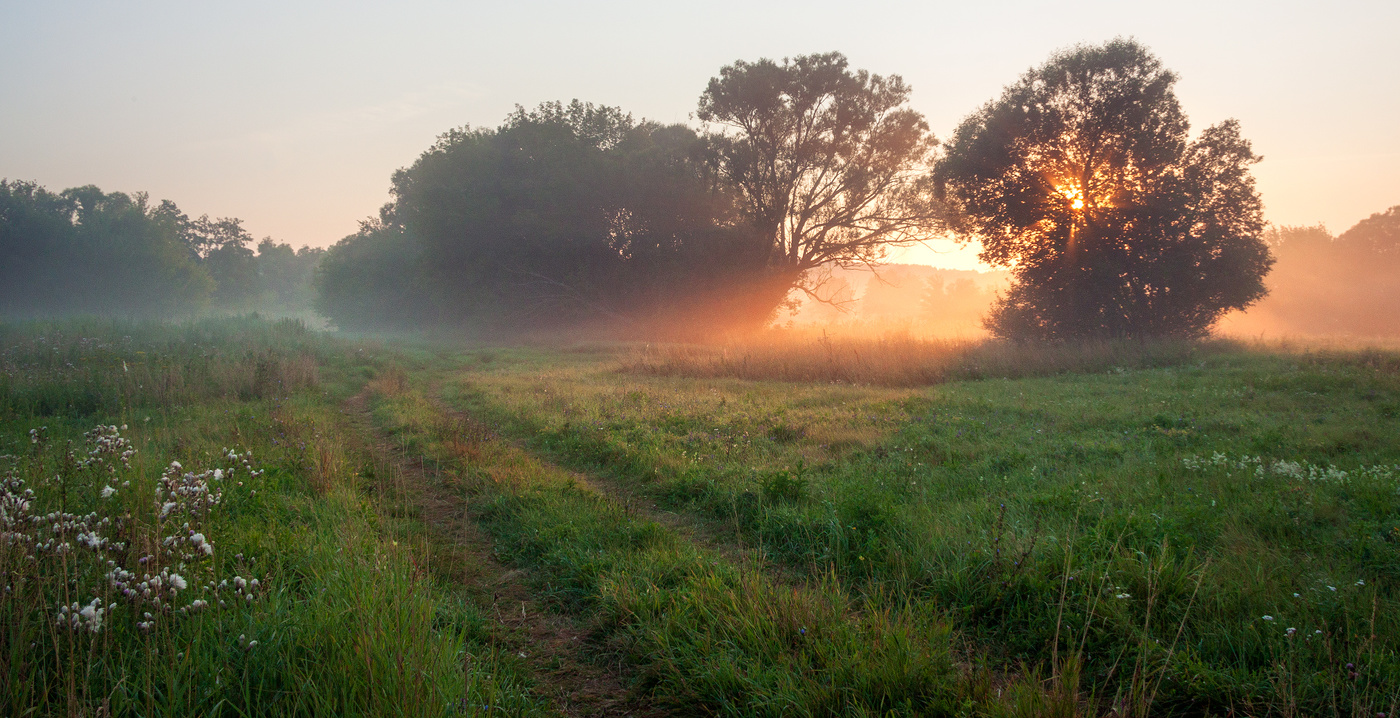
top-left (443, 340), bottom-right (1400, 716)
top-left (0, 318), bottom-right (550, 717)
top-left (7, 317), bottom-right (1398, 717)
top-left (367, 381), bottom-right (966, 717)
top-left (621, 332), bottom-right (1230, 387)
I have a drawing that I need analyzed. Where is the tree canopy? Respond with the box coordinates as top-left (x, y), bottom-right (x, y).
top-left (936, 39), bottom-right (1274, 340)
top-left (1, 180), bottom-right (321, 319)
top-left (699, 52), bottom-right (943, 295)
top-left (318, 101), bottom-right (773, 335)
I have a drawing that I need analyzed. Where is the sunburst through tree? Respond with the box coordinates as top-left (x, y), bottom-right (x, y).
top-left (936, 38), bottom-right (1274, 341)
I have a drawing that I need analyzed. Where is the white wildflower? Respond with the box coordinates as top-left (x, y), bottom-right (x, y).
top-left (101, 485), bottom-right (116, 499)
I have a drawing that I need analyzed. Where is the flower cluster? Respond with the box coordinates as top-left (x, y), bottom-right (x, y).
top-left (1182, 451), bottom-right (1398, 488)
top-left (78, 424), bottom-right (135, 473)
top-left (5, 424), bottom-right (268, 637)
top-left (56, 598), bottom-right (114, 633)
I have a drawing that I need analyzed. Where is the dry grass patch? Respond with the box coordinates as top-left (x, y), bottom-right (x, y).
top-left (622, 332), bottom-right (1228, 386)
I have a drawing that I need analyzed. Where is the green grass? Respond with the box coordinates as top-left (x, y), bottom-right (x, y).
top-left (440, 343), bottom-right (1400, 716)
top-left (368, 382), bottom-right (965, 717)
top-left (8, 319), bottom-right (1398, 717)
top-left (0, 319), bottom-right (550, 717)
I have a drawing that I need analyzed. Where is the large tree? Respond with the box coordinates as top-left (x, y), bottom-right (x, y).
top-left (936, 39), bottom-right (1273, 340)
top-left (334, 101), bottom-right (771, 335)
top-left (698, 52), bottom-right (943, 304)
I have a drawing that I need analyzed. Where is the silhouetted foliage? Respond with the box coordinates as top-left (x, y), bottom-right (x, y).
top-left (0, 181), bottom-right (211, 317)
top-left (318, 101), bottom-right (774, 336)
top-left (699, 52), bottom-right (943, 299)
top-left (313, 219), bottom-right (433, 331)
top-left (936, 39), bottom-right (1273, 340)
top-left (1235, 209), bottom-right (1400, 336)
top-left (0, 180), bottom-right (321, 319)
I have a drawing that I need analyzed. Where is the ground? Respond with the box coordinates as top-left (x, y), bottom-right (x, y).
top-left (3, 320), bottom-right (1397, 716)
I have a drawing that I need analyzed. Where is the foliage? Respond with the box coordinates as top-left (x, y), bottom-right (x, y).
top-left (936, 39), bottom-right (1274, 341)
top-left (0, 181), bottom-right (211, 318)
top-left (322, 100), bottom-right (773, 336)
top-left (0, 181), bottom-right (323, 320)
top-left (1233, 209), bottom-right (1400, 336)
top-left (313, 220), bottom-right (434, 332)
top-left (699, 52), bottom-right (943, 297)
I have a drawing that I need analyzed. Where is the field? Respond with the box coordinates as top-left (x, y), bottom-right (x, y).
top-left (3, 319), bottom-right (1398, 716)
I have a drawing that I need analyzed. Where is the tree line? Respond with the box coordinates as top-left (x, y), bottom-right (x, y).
top-left (1232, 208), bottom-right (1400, 335)
top-left (316, 39), bottom-right (1289, 340)
top-left (7, 38), bottom-right (1396, 340)
top-left (0, 182), bottom-right (321, 319)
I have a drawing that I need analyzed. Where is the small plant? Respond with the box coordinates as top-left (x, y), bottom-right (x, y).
top-left (758, 464), bottom-right (808, 504)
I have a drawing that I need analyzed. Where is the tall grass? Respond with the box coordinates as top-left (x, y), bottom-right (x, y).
top-left (0, 319), bottom-right (549, 717)
top-left (457, 343), bottom-right (1400, 715)
top-left (622, 332), bottom-right (1230, 386)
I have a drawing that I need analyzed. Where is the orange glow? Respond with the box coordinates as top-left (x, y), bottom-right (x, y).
top-left (1057, 183), bottom-right (1085, 210)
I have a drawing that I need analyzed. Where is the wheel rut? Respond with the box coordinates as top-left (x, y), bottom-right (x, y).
top-left (343, 390), bottom-right (667, 718)
top-left (424, 384), bottom-right (799, 584)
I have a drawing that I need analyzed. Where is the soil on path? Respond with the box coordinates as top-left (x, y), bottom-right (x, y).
top-left (343, 391), bottom-right (667, 718)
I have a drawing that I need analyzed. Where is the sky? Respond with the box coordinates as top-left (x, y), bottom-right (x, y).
top-left (2, 0), bottom-right (1397, 271)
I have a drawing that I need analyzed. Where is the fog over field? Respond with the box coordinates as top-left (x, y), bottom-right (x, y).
top-left (3, 4), bottom-right (1399, 718)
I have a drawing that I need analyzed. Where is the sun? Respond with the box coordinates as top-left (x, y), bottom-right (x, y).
top-left (1057, 183), bottom-right (1085, 210)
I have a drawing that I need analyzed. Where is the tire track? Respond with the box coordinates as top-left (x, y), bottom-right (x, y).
top-left (344, 390), bottom-right (667, 718)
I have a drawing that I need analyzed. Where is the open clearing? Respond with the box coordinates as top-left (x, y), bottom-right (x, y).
top-left (3, 319), bottom-right (1397, 716)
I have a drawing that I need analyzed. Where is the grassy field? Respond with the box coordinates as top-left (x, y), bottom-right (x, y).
top-left (0, 319), bottom-right (550, 717)
top-left (4, 319), bottom-right (1397, 716)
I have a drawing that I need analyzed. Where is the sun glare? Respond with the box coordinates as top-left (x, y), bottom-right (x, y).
top-left (1057, 183), bottom-right (1085, 210)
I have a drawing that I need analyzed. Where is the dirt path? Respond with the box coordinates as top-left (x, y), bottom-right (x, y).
top-left (343, 391), bottom-right (667, 718)
top-left (424, 384), bottom-right (801, 584)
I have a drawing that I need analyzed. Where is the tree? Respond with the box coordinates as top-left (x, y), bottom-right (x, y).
top-left (698, 52), bottom-right (943, 306)
top-left (0, 181), bottom-right (213, 318)
top-left (372, 100), bottom-right (772, 336)
top-left (1336, 205), bottom-right (1400, 258)
top-left (936, 39), bottom-right (1274, 340)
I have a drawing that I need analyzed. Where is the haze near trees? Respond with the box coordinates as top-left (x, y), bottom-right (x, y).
top-left (936, 39), bottom-right (1274, 340)
top-left (318, 53), bottom-right (942, 336)
top-left (698, 52), bottom-right (943, 303)
top-left (0, 180), bottom-right (321, 318)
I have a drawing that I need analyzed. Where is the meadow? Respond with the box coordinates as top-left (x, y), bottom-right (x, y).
top-left (3, 319), bottom-right (1397, 716)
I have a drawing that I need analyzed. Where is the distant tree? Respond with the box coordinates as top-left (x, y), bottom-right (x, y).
top-left (936, 39), bottom-right (1273, 340)
top-left (377, 100), bottom-right (771, 335)
top-left (1336, 205), bottom-right (1400, 259)
top-left (698, 52), bottom-right (943, 307)
top-left (1234, 210), bottom-right (1400, 336)
top-left (257, 239), bottom-right (324, 308)
top-left (0, 181), bottom-right (212, 317)
top-left (314, 219), bottom-right (431, 331)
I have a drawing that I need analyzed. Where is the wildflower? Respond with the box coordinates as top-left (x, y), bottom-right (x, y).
top-left (1262, 615), bottom-right (1274, 621)
top-left (101, 485), bottom-right (116, 499)
top-left (1355, 579), bottom-right (1365, 586)
top-left (169, 574), bottom-right (188, 591)
top-left (1286, 627), bottom-right (1296, 637)
top-left (1116, 593), bottom-right (1131, 599)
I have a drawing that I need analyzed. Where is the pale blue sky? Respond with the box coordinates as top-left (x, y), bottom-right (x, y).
top-left (2, 0), bottom-right (1396, 270)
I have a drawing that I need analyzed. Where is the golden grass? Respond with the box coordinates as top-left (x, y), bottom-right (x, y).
top-left (621, 331), bottom-right (1228, 387)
